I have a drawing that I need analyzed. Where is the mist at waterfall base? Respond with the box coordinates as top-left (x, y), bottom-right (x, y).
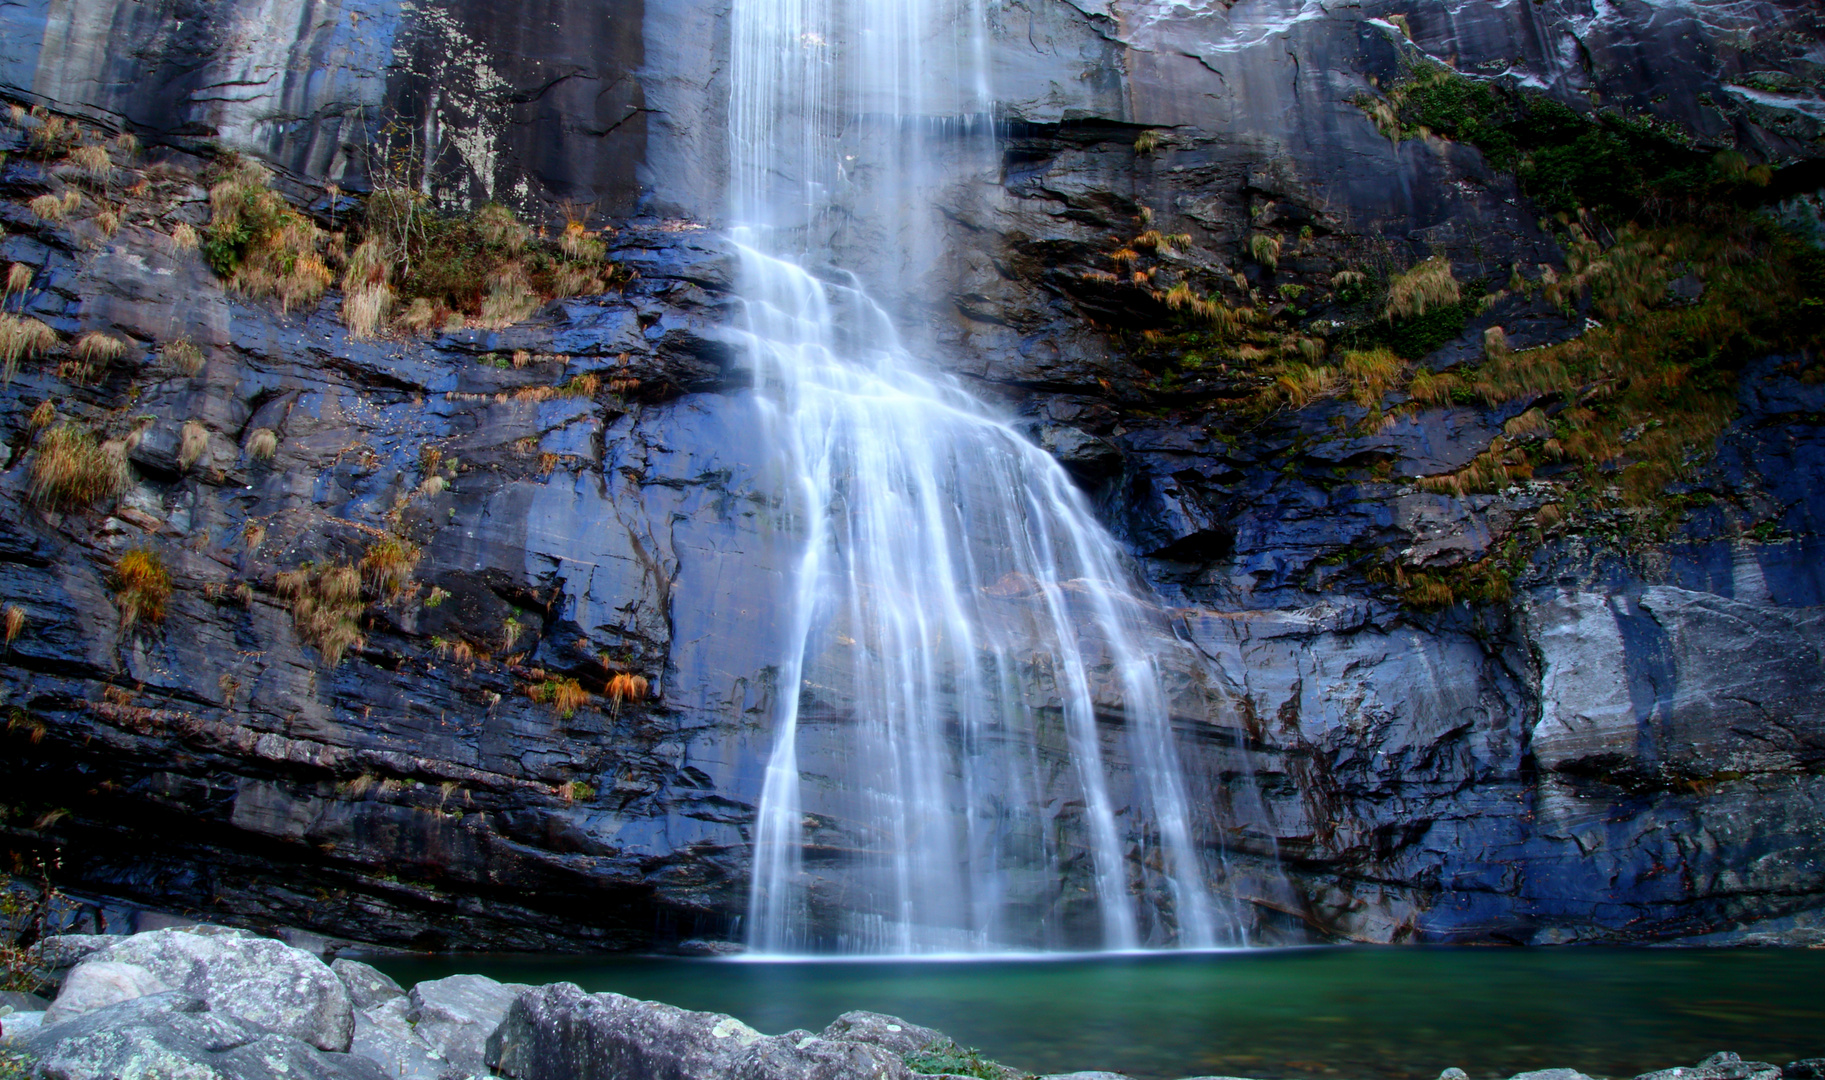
top-left (373, 948), bottom-right (1825, 1079)
top-left (726, 0), bottom-right (1264, 953)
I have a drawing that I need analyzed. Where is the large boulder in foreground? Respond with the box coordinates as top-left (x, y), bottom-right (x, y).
top-left (18, 992), bottom-right (385, 1080)
top-left (486, 981), bottom-right (909, 1080)
top-left (41, 926), bottom-right (355, 1051)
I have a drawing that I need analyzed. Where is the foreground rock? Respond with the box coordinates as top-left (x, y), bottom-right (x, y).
top-left (486, 981), bottom-right (909, 1080)
top-left (18, 992), bottom-right (385, 1080)
top-left (11, 934), bottom-right (1823, 1080)
top-left (40, 926), bottom-right (354, 1051)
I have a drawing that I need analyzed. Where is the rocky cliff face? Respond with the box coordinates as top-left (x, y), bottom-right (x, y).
top-left (1, 0), bottom-right (1822, 951)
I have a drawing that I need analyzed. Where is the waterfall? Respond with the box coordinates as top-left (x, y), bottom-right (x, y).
top-left (731, 0), bottom-right (1240, 954)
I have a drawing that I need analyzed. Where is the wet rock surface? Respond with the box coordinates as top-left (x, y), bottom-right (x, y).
top-left (0, 0), bottom-right (1820, 954)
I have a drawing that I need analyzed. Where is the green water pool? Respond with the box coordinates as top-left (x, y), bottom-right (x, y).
top-left (371, 946), bottom-right (1824, 1080)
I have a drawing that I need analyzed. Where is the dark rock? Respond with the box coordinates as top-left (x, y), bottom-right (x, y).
top-left (0, 991), bottom-right (50, 1011)
top-left (1784, 1061), bottom-right (1825, 1080)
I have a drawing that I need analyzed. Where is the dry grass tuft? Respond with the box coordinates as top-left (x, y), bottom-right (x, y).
top-left (606, 671), bottom-right (649, 712)
top-left (1384, 256), bottom-right (1461, 320)
top-left (7, 262), bottom-right (35, 300)
top-left (3, 603), bottom-right (25, 647)
top-left (178, 420), bottom-right (209, 470)
top-left (162, 336), bottom-right (205, 376)
top-left (1134, 129), bottom-right (1160, 154)
top-left (360, 537), bottom-right (419, 601)
top-left (29, 424), bottom-right (129, 509)
top-left (28, 401), bottom-right (55, 430)
top-left (0, 314), bottom-right (59, 382)
top-left (1342, 348), bottom-right (1406, 407)
top-left (276, 562), bottom-right (365, 666)
top-left (528, 676), bottom-right (590, 719)
top-left (74, 332), bottom-right (129, 365)
top-left (112, 547), bottom-right (171, 627)
top-left (1248, 233), bottom-right (1281, 272)
top-left (28, 194), bottom-right (67, 221)
top-left (247, 428), bottom-right (278, 460)
top-left (207, 158), bottom-right (331, 311)
top-left (169, 222), bottom-right (199, 251)
top-left (1275, 364), bottom-right (1339, 408)
top-left (1483, 325), bottom-right (1510, 361)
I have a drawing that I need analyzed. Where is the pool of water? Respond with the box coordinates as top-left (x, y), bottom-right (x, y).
top-left (370, 946), bottom-right (1824, 1080)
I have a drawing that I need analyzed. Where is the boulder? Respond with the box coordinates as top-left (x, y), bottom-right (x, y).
top-left (728, 1032), bottom-right (909, 1080)
top-left (407, 974), bottom-right (529, 1076)
top-left (1785, 1063), bottom-right (1825, 1080)
top-left (43, 960), bottom-right (173, 1024)
top-left (333, 959), bottom-right (406, 1010)
top-left (819, 1010), bottom-right (946, 1057)
top-left (33, 935), bottom-right (116, 974)
top-left (1636, 1054), bottom-right (1784, 1080)
top-left (1510, 1072), bottom-right (1600, 1080)
top-left (349, 998), bottom-right (448, 1080)
top-left (18, 992), bottom-right (386, 1080)
top-left (2, 1010), bottom-right (46, 1036)
top-left (44, 926), bottom-right (355, 1052)
top-left (487, 981), bottom-right (770, 1080)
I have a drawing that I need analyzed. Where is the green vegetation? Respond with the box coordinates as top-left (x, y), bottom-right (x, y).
top-left (1, 853), bottom-right (61, 994)
top-left (904, 1040), bottom-right (1018, 1079)
top-left (1361, 60), bottom-right (1774, 216)
top-left (527, 675), bottom-right (590, 719)
top-left (111, 547), bottom-right (172, 627)
top-left (276, 561), bottom-right (365, 666)
top-left (203, 157), bottom-right (332, 310)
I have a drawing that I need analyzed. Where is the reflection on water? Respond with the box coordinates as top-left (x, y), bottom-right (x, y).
top-left (371, 946), bottom-right (1824, 1080)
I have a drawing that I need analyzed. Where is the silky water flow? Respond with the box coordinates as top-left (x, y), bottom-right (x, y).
top-left (731, 0), bottom-right (1248, 954)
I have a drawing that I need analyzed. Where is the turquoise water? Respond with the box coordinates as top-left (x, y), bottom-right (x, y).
top-left (372, 947), bottom-right (1824, 1080)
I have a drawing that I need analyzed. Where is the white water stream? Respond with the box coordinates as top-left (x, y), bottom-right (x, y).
top-left (731, 0), bottom-right (1238, 954)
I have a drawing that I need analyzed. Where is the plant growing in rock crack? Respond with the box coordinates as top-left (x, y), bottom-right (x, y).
top-left (903, 1040), bottom-right (1018, 1080)
top-left (527, 675), bottom-right (590, 719)
top-left (0, 852), bottom-right (62, 995)
top-left (162, 336), bottom-right (205, 376)
top-left (0, 314), bottom-right (58, 383)
top-left (73, 331), bottom-right (129, 366)
top-left (605, 671), bottom-right (649, 714)
top-left (178, 420), bottom-right (209, 470)
top-left (28, 423), bottom-right (130, 510)
top-left (203, 155), bottom-right (331, 311)
top-left (276, 562), bottom-right (366, 666)
top-left (247, 427), bottom-right (279, 461)
top-left (2, 604), bottom-right (24, 648)
top-left (111, 547), bottom-right (172, 627)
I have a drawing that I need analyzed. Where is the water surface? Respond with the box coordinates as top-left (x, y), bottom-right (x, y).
top-left (372, 946), bottom-right (1823, 1079)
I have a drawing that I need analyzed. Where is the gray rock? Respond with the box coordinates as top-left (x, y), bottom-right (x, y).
top-left (3, 1010), bottom-right (46, 1036)
top-left (0, 990), bottom-right (51, 1011)
top-left (1440, 1071), bottom-right (1471, 1080)
top-left (728, 1033), bottom-right (909, 1080)
top-left (333, 959), bottom-right (406, 1010)
top-left (1041, 1073), bottom-right (1135, 1080)
top-left (47, 927), bottom-right (355, 1052)
top-left (1785, 1062), bottom-right (1825, 1080)
top-left (43, 960), bottom-right (173, 1025)
top-left (19, 992), bottom-right (386, 1080)
top-left (33, 935), bottom-right (116, 973)
top-left (407, 974), bottom-right (528, 1076)
top-left (1636, 1054), bottom-right (1783, 1080)
top-left (1511, 1071), bottom-right (1600, 1080)
top-left (488, 981), bottom-right (772, 1080)
top-left (819, 1010), bottom-right (946, 1058)
top-left (349, 998), bottom-right (447, 1080)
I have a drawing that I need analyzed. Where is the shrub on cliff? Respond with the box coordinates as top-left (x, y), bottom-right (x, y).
top-left (203, 157), bottom-right (332, 311)
top-left (111, 547), bottom-right (172, 627)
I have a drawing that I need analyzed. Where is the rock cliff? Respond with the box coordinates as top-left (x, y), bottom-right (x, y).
top-left (0, 0), bottom-right (1822, 950)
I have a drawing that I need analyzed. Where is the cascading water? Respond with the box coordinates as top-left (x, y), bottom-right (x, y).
top-left (731, 0), bottom-right (1245, 954)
